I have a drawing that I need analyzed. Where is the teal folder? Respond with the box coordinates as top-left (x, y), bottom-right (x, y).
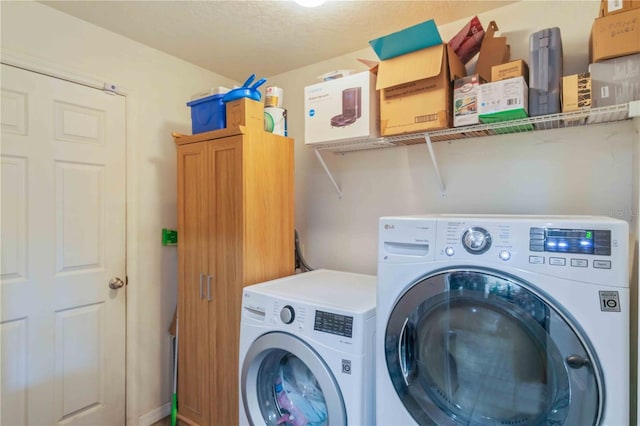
top-left (369, 19), bottom-right (443, 60)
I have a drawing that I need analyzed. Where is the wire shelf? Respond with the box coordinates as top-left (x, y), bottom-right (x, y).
top-left (311, 103), bottom-right (631, 154)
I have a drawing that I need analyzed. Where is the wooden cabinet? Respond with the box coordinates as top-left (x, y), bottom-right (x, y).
top-left (175, 126), bottom-right (295, 426)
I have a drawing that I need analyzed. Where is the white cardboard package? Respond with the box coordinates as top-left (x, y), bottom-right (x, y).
top-left (304, 70), bottom-right (379, 146)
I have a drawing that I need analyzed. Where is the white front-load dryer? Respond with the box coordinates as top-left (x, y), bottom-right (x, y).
top-left (239, 269), bottom-right (376, 425)
top-left (376, 215), bottom-right (629, 426)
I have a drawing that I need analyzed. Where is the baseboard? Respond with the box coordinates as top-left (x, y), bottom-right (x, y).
top-left (138, 402), bottom-right (171, 426)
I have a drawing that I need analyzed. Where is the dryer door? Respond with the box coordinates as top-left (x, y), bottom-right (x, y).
top-left (385, 269), bottom-right (601, 426)
top-left (241, 331), bottom-right (346, 425)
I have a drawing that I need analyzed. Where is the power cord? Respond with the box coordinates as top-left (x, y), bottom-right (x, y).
top-left (294, 229), bottom-right (314, 272)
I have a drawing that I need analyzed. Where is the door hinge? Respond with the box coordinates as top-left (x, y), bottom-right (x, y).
top-left (103, 82), bottom-right (119, 95)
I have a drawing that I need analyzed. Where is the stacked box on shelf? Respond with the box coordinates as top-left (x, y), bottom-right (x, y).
top-left (304, 69), bottom-right (379, 146)
top-left (590, 7), bottom-right (640, 62)
top-left (599, 0), bottom-right (640, 16)
top-left (478, 76), bottom-right (532, 134)
top-left (562, 73), bottom-right (592, 112)
top-left (562, 73), bottom-right (592, 124)
top-left (492, 60), bottom-right (529, 84)
top-left (226, 98), bottom-right (264, 129)
top-left (453, 74), bottom-right (484, 127)
top-left (475, 21), bottom-right (511, 84)
top-left (589, 54), bottom-right (640, 108)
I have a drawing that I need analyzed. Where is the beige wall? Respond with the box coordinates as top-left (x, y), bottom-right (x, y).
top-left (267, 0), bottom-right (636, 274)
top-left (1, 1), bottom-right (237, 423)
top-left (2, 0), bottom-right (638, 422)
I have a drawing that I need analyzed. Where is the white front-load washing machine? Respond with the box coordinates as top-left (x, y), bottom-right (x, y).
top-left (376, 215), bottom-right (629, 426)
top-left (239, 269), bottom-right (376, 425)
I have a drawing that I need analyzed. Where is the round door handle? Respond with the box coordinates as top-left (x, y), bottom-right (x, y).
top-left (109, 277), bottom-right (125, 289)
top-left (566, 354), bottom-right (590, 369)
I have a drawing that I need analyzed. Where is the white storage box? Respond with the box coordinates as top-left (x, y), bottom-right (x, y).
top-left (304, 70), bottom-right (379, 146)
top-left (478, 76), bottom-right (529, 121)
top-left (589, 53), bottom-right (640, 107)
top-left (453, 74), bottom-right (483, 127)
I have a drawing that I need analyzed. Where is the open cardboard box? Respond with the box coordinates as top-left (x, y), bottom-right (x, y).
top-left (368, 18), bottom-right (516, 138)
top-left (367, 19), bottom-right (466, 137)
top-left (375, 43), bottom-right (466, 137)
top-left (475, 21), bottom-right (511, 83)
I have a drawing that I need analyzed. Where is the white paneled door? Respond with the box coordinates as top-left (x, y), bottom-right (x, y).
top-left (1, 64), bottom-right (126, 425)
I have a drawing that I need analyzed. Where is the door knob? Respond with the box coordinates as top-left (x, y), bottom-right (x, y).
top-left (109, 277), bottom-right (125, 289)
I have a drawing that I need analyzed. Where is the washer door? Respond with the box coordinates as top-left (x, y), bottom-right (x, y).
top-left (385, 269), bottom-right (602, 426)
top-left (241, 331), bottom-right (346, 425)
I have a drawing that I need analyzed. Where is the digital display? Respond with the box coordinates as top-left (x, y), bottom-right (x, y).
top-left (530, 227), bottom-right (611, 256)
top-left (314, 310), bottom-right (353, 338)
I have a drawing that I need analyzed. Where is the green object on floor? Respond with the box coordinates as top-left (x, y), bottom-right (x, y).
top-left (171, 317), bottom-right (179, 426)
top-left (171, 393), bottom-right (177, 426)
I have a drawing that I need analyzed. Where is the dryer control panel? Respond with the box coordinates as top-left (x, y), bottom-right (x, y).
top-left (241, 290), bottom-right (369, 354)
top-left (314, 310), bottom-right (353, 338)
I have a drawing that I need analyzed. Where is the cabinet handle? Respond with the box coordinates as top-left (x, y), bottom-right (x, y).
top-left (199, 273), bottom-right (205, 299)
top-left (207, 275), bottom-right (212, 301)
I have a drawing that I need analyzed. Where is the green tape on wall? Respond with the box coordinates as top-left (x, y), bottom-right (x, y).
top-left (162, 228), bottom-right (178, 246)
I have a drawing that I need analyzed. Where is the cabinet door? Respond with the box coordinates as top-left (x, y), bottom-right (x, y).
top-left (177, 142), bottom-right (210, 426)
top-left (243, 130), bottom-right (295, 284)
top-left (207, 136), bottom-right (243, 426)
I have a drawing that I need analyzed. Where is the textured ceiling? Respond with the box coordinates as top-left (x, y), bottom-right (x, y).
top-left (40, 0), bottom-right (516, 82)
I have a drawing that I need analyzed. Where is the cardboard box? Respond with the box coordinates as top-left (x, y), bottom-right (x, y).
top-left (304, 70), bottom-right (379, 145)
top-left (225, 98), bottom-right (264, 129)
top-left (590, 8), bottom-right (640, 62)
top-left (491, 59), bottom-right (529, 84)
top-left (479, 77), bottom-right (531, 132)
top-left (562, 73), bottom-right (592, 112)
top-left (475, 21), bottom-right (511, 83)
top-left (376, 43), bottom-right (466, 137)
top-left (589, 53), bottom-right (640, 107)
top-left (453, 74), bottom-right (484, 127)
top-left (599, 0), bottom-right (640, 16)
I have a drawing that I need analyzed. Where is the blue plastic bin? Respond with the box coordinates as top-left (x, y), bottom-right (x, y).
top-left (186, 93), bottom-right (226, 134)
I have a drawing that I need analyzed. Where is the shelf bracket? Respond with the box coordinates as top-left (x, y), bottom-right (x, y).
top-left (629, 100), bottom-right (640, 118)
top-left (314, 148), bottom-right (343, 198)
top-left (424, 133), bottom-right (446, 195)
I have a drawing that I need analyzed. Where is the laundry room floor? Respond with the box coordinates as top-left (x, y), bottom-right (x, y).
top-left (151, 417), bottom-right (182, 426)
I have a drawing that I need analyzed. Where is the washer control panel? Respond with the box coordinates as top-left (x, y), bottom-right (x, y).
top-left (462, 227), bottom-right (492, 254)
top-left (375, 216), bottom-right (630, 286)
top-left (529, 227), bottom-right (611, 256)
top-left (434, 220), bottom-right (621, 269)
